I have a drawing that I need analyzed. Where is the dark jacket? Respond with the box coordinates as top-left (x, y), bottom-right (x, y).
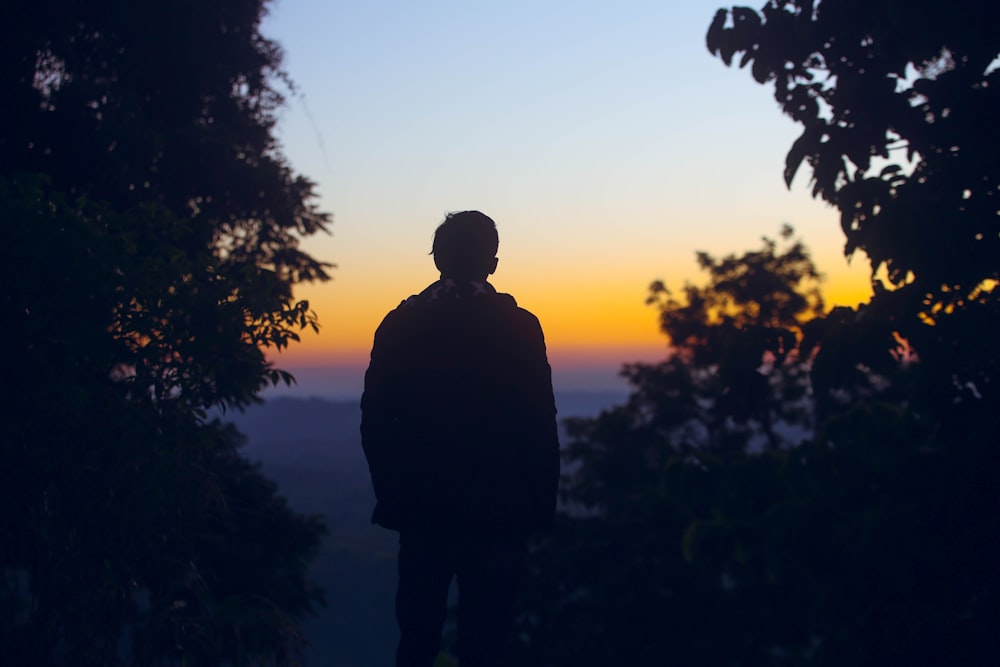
top-left (360, 279), bottom-right (560, 534)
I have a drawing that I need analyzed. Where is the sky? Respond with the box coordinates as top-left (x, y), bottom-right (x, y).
top-left (258, 0), bottom-right (874, 397)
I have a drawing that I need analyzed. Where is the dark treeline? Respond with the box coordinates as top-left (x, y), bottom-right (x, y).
top-left (2, 1), bottom-right (331, 665)
top-left (512, 2), bottom-right (998, 666)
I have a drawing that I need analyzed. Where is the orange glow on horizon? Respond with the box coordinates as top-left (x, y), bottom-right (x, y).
top-left (273, 263), bottom-right (874, 370)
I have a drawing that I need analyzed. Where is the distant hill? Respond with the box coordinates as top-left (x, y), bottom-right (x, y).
top-left (221, 398), bottom-right (391, 667)
top-left (219, 391), bottom-right (626, 666)
top-left (227, 390), bottom-right (625, 452)
top-left (555, 390), bottom-right (629, 420)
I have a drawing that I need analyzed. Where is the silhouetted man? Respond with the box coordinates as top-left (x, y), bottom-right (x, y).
top-left (361, 211), bottom-right (560, 667)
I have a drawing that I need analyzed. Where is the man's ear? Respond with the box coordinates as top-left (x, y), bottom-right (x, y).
top-left (488, 257), bottom-right (499, 275)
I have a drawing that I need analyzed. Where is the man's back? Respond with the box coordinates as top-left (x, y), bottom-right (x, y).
top-left (361, 279), bottom-right (559, 534)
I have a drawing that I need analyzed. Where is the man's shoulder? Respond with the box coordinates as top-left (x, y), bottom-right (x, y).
top-left (371, 296), bottom-right (419, 337)
top-left (377, 284), bottom-right (543, 334)
top-left (496, 291), bottom-right (543, 324)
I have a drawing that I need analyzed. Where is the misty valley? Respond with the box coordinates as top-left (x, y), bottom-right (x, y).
top-left (224, 393), bottom-right (623, 667)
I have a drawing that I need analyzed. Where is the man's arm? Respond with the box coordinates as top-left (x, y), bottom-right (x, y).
top-left (360, 310), bottom-right (407, 514)
top-left (515, 310), bottom-right (561, 528)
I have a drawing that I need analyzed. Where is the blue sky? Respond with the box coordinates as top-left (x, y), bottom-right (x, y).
top-left (258, 0), bottom-right (873, 396)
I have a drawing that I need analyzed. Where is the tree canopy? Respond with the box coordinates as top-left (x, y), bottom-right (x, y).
top-left (513, 3), bottom-right (998, 665)
top-left (2, 0), bottom-right (331, 408)
top-left (1, 1), bottom-right (332, 664)
top-left (515, 233), bottom-right (833, 665)
top-left (515, 231), bottom-right (997, 667)
top-left (707, 0), bottom-right (998, 299)
top-left (707, 0), bottom-right (998, 430)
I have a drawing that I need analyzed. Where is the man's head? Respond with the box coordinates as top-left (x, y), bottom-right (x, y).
top-left (431, 211), bottom-right (499, 280)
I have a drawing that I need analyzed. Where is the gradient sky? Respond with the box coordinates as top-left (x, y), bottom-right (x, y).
top-left (259, 0), bottom-right (874, 396)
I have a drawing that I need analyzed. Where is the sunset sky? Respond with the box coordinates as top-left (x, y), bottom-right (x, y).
top-left (260, 0), bottom-right (874, 396)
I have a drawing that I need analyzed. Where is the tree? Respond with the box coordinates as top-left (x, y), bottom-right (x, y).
top-left (515, 5), bottom-right (998, 665)
top-left (706, 0), bottom-right (998, 408)
top-left (2, 0), bottom-right (332, 408)
top-left (706, 0), bottom-right (997, 293)
top-left (514, 231), bottom-right (832, 666)
top-left (706, 12), bottom-right (999, 656)
top-left (514, 5), bottom-right (999, 664)
top-left (517, 230), bottom-right (997, 666)
top-left (1, 1), bottom-right (331, 664)
top-left (565, 227), bottom-right (823, 514)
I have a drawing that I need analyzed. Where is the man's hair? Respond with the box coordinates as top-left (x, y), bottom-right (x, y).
top-left (431, 211), bottom-right (499, 279)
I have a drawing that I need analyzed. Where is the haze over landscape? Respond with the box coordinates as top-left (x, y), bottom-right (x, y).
top-left (226, 391), bottom-right (629, 666)
top-left (258, 0), bottom-right (875, 397)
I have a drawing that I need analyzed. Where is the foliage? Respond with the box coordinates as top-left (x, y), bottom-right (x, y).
top-left (516, 233), bottom-right (998, 666)
top-left (1, 1), bottom-right (331, 664)
top-left (1, 0), bottom-right (331, 408)
top-left (565, 227), bottom-right (821, 515)
top-left (515, 3), bottom-right (998, 664)
top-left (706, 0), bottom-right (998, 298)
top-left (706, 0), bottom-right (999, 406)
top-left (708, 2), bottom-right (1000, 660)
top-left (514, 232), bottom-right (827, 664)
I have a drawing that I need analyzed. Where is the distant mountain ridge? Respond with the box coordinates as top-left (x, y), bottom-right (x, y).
top-left (216, 391), bottom-right (625, 666)
top-left (226, 390), bottom-right (626, 451)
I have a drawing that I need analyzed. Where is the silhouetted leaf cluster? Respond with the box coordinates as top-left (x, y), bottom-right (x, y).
top-left (2, 0), bottom-right (332, 408)
top-left (704, 0), bottom-right (999, 434)
top-left (706, 0), bottom-right (997, 309)
top-left (520, 0), bottom-right (1000, 652)
top-left (514, 3), bottom-right (997, 659)
top-left (1, 1), bottom-right (330, 664)
top-left (516, 235), bottom-right (997, 666)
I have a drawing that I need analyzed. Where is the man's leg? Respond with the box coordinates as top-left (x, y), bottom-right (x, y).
top-left (455, 534), bottom-right (527, 667)
top-left (396, 531), bottom-right (455, 667)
